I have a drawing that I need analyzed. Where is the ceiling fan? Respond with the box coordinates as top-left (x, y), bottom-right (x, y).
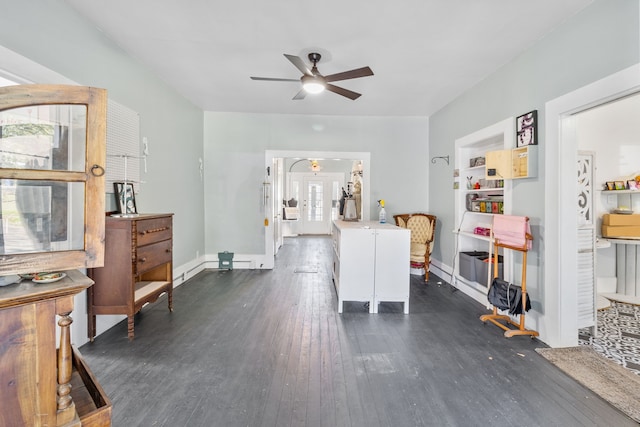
top-left (250, 53), bottom-right (374, 100)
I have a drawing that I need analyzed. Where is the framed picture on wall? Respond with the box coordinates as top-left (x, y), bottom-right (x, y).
top-left (614, 181), bottom-right (626, 190)
top-left (114, 182), bottom-right (137, 215)
top-left (516, 110), bottom-right (538, 147)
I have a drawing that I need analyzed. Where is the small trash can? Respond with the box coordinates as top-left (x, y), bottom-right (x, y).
top-left (218, 251), bottom-right (234, 270)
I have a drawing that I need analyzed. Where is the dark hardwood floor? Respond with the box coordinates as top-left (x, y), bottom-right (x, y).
top-left (79, 236), bottom-right (637, 426)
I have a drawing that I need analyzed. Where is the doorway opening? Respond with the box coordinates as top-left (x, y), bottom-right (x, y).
top-left (264, 150), bottom-right (370, 269)
top-left (287, 172), bottom-right (345, 235)
top-left (544, 63), bottom-right (640, 348)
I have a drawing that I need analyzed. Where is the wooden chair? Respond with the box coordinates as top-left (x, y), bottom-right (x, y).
top-left (394, 213), bottom-right (437, 282)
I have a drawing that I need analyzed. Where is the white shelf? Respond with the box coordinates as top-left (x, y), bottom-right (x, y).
top-left (462, 165), bottom-right (486, 173)
top-left (463, 188), bottom-right (504, 193)
top-left (600, 190), bottom-right (640, 194)
top-left (456, 231), bottom-right (493, 242)
top-left (464, 212), bottom-right (499, 217)
top-left (605, 237), bottom-right (640, 245)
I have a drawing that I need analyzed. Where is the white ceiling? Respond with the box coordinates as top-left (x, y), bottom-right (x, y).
top-left (64, 0), bottom-right (593, 117)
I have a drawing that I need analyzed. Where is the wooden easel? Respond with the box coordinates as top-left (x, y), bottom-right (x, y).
top-left (480, 221), bottom-right (539, 338)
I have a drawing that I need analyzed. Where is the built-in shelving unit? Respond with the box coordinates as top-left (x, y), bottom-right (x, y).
top-left (597, 188), bottom-right (640, 305)
top-left (454, 118), bottom-right (515, 302)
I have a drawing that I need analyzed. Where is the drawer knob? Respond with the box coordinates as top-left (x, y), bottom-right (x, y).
top-left (139, 257), bottom-right (147, 263)
top-left (166, 248), bottom-right (172, 253)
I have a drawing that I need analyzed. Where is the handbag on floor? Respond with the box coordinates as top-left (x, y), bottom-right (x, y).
top-left (487, 277), bottom-right (531, 315)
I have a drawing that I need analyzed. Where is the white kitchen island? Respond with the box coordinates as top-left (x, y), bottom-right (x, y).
top-left (331, 220), bottom-right (410, 314)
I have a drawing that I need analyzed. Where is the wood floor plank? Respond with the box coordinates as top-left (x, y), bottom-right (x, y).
top-left (79, 236), bottom-right (638, 427)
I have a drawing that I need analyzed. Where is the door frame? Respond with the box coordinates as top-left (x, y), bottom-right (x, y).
top-left (264, 150), bottom-right (371, 269)
top-left (544, 63), bottom-right (640, 347)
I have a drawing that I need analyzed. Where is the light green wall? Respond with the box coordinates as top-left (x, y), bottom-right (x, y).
top-left (203, 113), bottom-right (429, 255)
top-left (429, 0), bottom-right (640, 294)
top-left (2, 0), bottom-right (636, 294)
top-left (0, 1), bottom-right (205, 268)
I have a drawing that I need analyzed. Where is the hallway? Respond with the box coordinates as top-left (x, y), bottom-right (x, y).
top-left (79, 236), bottom-right (636, 426)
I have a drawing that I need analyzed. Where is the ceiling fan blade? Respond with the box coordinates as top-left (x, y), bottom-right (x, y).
top-left (284, 54), bottom-right (313, 76)
top-left (250, 77), bottom-right (299, 82)
top-left (292, 89), bottom-right (307, 100)
top-left (324, 66), bottom-right (374, 83)
top-left (325, 84), bottom-right (361, 100)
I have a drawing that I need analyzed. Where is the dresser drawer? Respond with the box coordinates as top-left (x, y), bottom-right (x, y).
top-left (136, 216), bottom-right (172, 246)
top-left (136, 239), bottom-right (172, 274)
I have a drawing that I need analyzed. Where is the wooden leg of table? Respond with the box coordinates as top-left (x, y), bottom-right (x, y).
top-left (88, 313), bottom-right (96, 342)
top-left (57, 312), bottom-right (79, 425)
top-left (87, 287), bottom-right (96, 342)
top-left (127, 315), bottom-right (135, 341)
top-left (424, 252), bottom-right (430, 282)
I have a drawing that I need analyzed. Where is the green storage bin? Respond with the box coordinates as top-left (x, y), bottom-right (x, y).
top-left (218, 251), bottom-right (234, 270)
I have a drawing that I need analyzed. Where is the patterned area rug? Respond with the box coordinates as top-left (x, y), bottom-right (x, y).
top-left (579, 301), bottom-right (640, 376)
top-left (536, 346), bottom-right (640, 423)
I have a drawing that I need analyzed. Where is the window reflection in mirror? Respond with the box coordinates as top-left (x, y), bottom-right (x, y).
top-left (0, 104), bottom-right (86, 171)
top-left (0, 179), bottom-right (85, 255)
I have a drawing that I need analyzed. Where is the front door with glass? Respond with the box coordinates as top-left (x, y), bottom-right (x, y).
top-left (301, 174), bottom-right (343, 235)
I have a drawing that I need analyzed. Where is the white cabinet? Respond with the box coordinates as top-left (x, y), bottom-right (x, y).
top-left (373, 227), bottom-right (411, 312)
top-left (332, 220), bottom-right (410, 313)
top-left (332, 221), bottom-right (376, 312)
top-left (454, 118), bottom-right (514, 300)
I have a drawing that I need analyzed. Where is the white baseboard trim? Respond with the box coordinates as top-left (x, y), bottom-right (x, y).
top-left (173, 256), bottom-right (207, 287)
top-left (430, 259), bottom-right (488, 306)
top-left (173, 253), bottom-right (271, 286)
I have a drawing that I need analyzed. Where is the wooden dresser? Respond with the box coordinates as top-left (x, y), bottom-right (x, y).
top-left (0, 270), bottom-right (111, 427)
top-left (88, 213), bottom-right (174, 341)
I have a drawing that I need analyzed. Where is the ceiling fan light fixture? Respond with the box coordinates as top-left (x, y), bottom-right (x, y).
top-left (301, 75), bottom-right (326, 94)
top-left (251, 52), bottom-right (372, 100)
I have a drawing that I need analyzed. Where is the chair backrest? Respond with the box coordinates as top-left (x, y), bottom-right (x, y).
top-left (394, 213), bottom-right (437, 252)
